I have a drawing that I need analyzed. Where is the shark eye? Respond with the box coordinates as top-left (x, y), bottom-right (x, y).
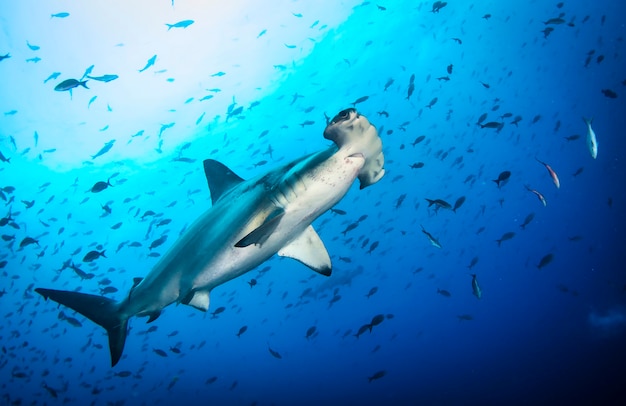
top-left (331, 108), bottom-right (355, 125)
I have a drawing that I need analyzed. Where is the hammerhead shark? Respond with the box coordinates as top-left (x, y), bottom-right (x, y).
top-left (36, 108), bottom-right (385, 366)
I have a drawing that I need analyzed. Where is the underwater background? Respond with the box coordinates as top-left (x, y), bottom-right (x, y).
top-left (1, 0), bottom-right (625, 405)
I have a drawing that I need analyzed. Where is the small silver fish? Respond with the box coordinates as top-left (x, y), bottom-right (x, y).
top-left (583, 117), bottom-right (598, 159)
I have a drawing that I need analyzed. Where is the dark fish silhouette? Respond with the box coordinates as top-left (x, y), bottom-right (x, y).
top-left (236, 326), bottom-right (248, 337)
top-left (351, 96), bottom-right (369, 106)
top-left (384, 78), bottom-right (394, 91)
top-left (480, 121), bottom-right (502, 129)
top-left (139, 55), bottom-right (157, 72)
top-left (83, 250), bottom-right (106, 262)
top-left (366, 287), bottom-right (378, 298)
top-left (354, 324), bottom-right (370, 338)
top-left (452, 196), bottom-right (466, 213)
top-left (54, 79), bottom-right (88, 91)
top-left (369, 314), bottom-right (385, 332)
top-left (268, 345), bottom-right (282, 359)
top-left (165, 20), bottom-right (194, 30)
top-left (412, 135), bottom-right (426, 146)
top-left (437, 288), bottom-right (451, 297)
top-left (520, 213), bottom-right (535, 230)
top-left (210, 306), bottom-right (225, 319)
top-left (87, 74), bottom-right (118, 82)
top-left (305, 326), bottom-right (316, 339)
top-left (492, 171), bottom-right (511, 188)
top-left (426, 97), bottom-right (438, 109)
top-left (544, 17), bottom-right (565, 25)
top-left (341, 222), bottom-right (359, 236)
top-left (431, 1), bottom-right (447, 13)
top-left (368, 370), bottom-right (386, 382)
top-left (425, 198), bottom-right (452, 210)
top-left (406, 76), bottom-right (415, 100)
top-left (20, 237), bottom-right (39, 248)
top-left (149, 235), bottom-right (167, 250)
top-left (91, 179), bottom-right (112, 193)
top-left (470, 274), bottom-right (482, 299)
top-left (495, 232), bottom-right (515, 246)
top-left (601, 89), bottom-right (617, 99)
top-left (467, 256), bottom-right (479, 269)
top-left (537, 253), bottom-right (554, 269)
top-left (0, 150), bottom-right (10, 163)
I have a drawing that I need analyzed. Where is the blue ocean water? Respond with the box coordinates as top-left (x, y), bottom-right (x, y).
top-left (1, 1), bottom-right (625, 405)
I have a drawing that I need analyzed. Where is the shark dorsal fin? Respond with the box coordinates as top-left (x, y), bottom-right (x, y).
top-left (278, 225), bottom-right (332, 276)
top-left (132, 277), bottom-right (143, 288)
top-left (203, 159), bottom-right (245, 204)
top-left (128, 277), bottom-right (144, 300)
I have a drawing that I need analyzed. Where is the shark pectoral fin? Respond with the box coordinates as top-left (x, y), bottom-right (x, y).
top-left (187, 290), bottom-right (210, 312)
top-left (203, 159), bottom-right (245, 204)
top-left (278, 225), bottom-right (332, 276)
top-left (235, 209), bottom-right (285, 248)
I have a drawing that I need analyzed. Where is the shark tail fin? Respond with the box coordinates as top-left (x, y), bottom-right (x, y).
top-left (35, 288), bottom-right (128, 367)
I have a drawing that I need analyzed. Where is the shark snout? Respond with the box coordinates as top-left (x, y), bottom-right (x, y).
top-left (322, 109), bottom-right (384, 190)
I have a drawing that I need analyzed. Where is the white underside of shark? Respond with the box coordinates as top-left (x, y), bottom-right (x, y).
top-left (36, 108), bottom-right (385, 366)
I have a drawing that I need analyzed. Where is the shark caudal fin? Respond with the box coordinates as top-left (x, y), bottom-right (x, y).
top-left (35, 288), bottom-right (128, 367)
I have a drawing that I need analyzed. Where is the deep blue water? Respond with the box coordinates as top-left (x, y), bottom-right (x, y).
top-left (1, 1), bottom-right (625, 405)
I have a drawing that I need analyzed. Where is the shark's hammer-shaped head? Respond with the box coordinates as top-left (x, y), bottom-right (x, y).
top-left (323, 108), bottom-right (385, 189)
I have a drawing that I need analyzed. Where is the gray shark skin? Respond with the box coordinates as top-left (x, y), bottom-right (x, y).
top-left (35, 108), bottom-right (385, 366)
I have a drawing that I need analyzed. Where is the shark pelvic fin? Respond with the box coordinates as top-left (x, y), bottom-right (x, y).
top-left (278, 225), bottom-right (332, 276)
top-left (188, 290), bottom-right (210, 312)
top-left (35, 288), bottom-right (128, 367)
top-left (203, 159), bottom-right (245, 204)
top-left (147, 311), bottom-right (161, 323)
top-left (235, 209), bottom-right (285, 248)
